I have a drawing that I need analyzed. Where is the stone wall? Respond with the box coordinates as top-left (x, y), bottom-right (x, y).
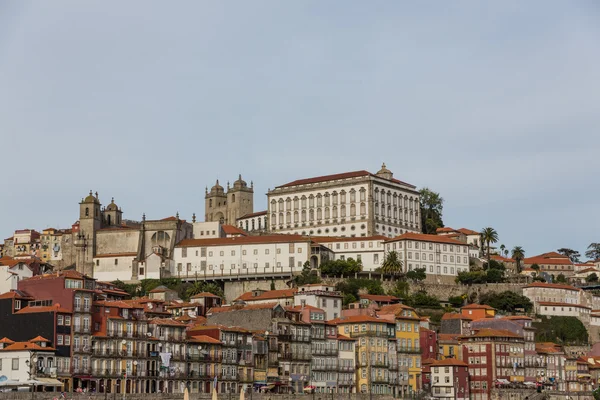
top-left (223, 279), bottom-right (291, 303)
top-left (0, 394), bottom-right (398, 400)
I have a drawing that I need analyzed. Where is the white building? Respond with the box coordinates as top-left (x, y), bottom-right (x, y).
top-left (384, 233), bottom-right (470, 278)
top-left (313, 236), bottom-right (386, 272)
top-left (192, 221), bottom-right (222, 239)
top-left (267, 164), bottom-right (421, 239)
top-left (294, 284), bottom-right (343, 320)
top-left (0, 259), bottom-right (33, 294)
top-left (536, 302), bottom-right (591, 323)
top-left (0, 337), bottom-right (59, 387)
top-left (430, 359), bottom-right (470, 400)
top-left (237, 211), bottom-right (268, 233)
top-left (522, 282), bottom-right (584, 306)
top-left (173, 235), bottom-right (314, 279)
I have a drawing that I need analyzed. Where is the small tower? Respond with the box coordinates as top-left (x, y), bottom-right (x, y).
top-left (102, 197), bottom-right (123, 227)
top-left (75, 190), bottom-right (102, 276)
top-left (228, 175), bottom-right (254, 224)
top-left (375, 163), bottom-right (393, 180)
top-left (205, 180), bottom-right (227, 223)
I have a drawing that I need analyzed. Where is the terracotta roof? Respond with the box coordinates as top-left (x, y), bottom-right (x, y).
top-left (208, 302), bottom-right (280, 313)
top-left (16, 305), bottom-right (71, 314)
top-left (438, 334), bottom-right (460, 342)
top-left (462, 303), bottom-right (495, 310)
top-left (148, 318), bottom-right (189, 327)
top-left (466, 328), bottom-right (521, 339)
top-left (160, 216), bottom-right (179, 221)
top-left (431, 358), bottom-right (468, 367)
top-left (190, 292), bottom-right (222, 299)
top-left (0, 342), bottom-right (55, 351)
top-left (25, 270), bottom-right (92, 281)
top-left (329, 315), bottom-right (393, 324)
top-left (94, 253), bottom-right (137, 259)
top-left (360, 294), bottom-right (399, 303)
top-left (287, 305), bottom-right (324, 312)
top-left (491, 255), bottom-right (516, 263)
top-left (177, 234), bottom-right (310, 248)
top-left (538, 301), bottom-right (591, 309)
top-left (312, 235), bottom-right (388, 244)
top-left (0, 290), bottom-right (33, 300)
top-left (524, 252), bottom-right (573, 266)
top-left (577, 268), bottom-right (599, 274)
top-left (500, 316), bottom-right (533, 321)
top-left (221, 225), bottom-right (247, 236)
top-left (149, 286), bottom-right (174, 293)
top-left (187, 335), bottom-right (222, 345)
top-left (436, 227), bottom-right (456, 233)
top-left (337, 334), bottom-right (354, 341)
top-left (457, 228), bottom-right (480, 236)
top-left (29, 336), bottom-right (51, 343)
top-left (236, 289), bottom-right (297, 302)
top-left (385, 232), bottom-right (466, 246)
top-left (238, 210), bottom-right (268, 219)
top-left (276, 170), bottom-right (416, 189)
top-left (523, 282), bottom-right (581, 292)
top-left (0, 337), bottom-right (15, 344)
top-left (94, 300), bottom-right (138, 309)
top-left (441, 313), bottom-right (472, 321)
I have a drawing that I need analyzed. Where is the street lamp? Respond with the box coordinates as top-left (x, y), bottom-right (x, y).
top-left (25, 354), bottom-right (38, 400)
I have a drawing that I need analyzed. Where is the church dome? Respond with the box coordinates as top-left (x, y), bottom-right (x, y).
top-left (232, 174), bottom-right (247, 189)
top-left (83, 190), bottom-right (99, 204)
top-left (210, 180), bottom-right (225, 194)
top-left (106, 198), bottom-right (119, 211)
top-left (375, 163), bottom-right (393, 180)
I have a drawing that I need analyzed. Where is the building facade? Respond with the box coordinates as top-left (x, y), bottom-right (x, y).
top-left (205, 176), bottom-right (254, 225)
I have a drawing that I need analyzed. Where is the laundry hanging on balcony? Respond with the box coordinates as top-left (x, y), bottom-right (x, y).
top-left (159, 352), bottom-right (172, 367)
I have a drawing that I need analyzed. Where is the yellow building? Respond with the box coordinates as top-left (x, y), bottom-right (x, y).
top-left (330, 315), bottom-right (396, 395)
top-left (438, 334), bottom-right (462, 360)
top-left (379, 304), bottom-right (422, 395)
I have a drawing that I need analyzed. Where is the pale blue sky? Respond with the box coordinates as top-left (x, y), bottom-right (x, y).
top-left (1, 1), bottom-right (599, 257)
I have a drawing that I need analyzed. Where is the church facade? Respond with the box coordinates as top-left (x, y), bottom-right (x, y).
top-left (204, 175), bottom-right (254, 225)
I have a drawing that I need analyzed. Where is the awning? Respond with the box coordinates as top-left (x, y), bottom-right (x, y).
top-left (36, 378), bottom-right (64, 387)
top-left (496, 379), bottom-right (510, 385)
top-left (0, 380), bottom-right (22, 387)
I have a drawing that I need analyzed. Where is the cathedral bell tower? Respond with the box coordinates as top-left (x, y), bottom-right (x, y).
top-left (74, 190), bottom-right (102, 276)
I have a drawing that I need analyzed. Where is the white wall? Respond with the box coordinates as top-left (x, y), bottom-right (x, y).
top-left (173, 240), bottom-right (311, 279)
top-left (192, 221), bottom-right (222, 238)
top-left (385, 239), bottom-right (470, 277)
top-left (294, 285), bottom-right (342, 319)
top-left (0, 264), bottom-right (33, 294)
top-left (93, 255), bottom-right (136, 282)
top-left (317, 238), bottom-right (385, 272)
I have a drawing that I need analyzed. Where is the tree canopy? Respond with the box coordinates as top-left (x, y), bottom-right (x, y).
top-left (406, 267), bottom-right (427, 282)
top-left (380, 251), bottom-right (403, 276)
top-left (294, 263), bottom-right (322, 286)
top-left (557, 248), bottom-right (581, 263)
top-left (479, 291), bottom-right (533, 313)
top-left (480, 227), bottom-right (499, 266)
top-left (511, 246), bottom-right (525, 273)
top-left (320, 258), bottom-right (362, 276)
top-left (419, 188), bottom-right (444, 234)
top-left (555, 274), bottom-right (567, 283)
top-left (336, 279), bottom-right (384, 305)
top-left (404, 290), bottom-right (442, 309)
top-left (587, 273), bottom-right (599, 283)
top-left (534, 316), bottom-right (588, 344)
top-left (586, 243), bottom-right (600, 261)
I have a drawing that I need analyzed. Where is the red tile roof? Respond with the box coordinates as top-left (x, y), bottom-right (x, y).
top-left (462, 303), bottom-right (495, 310)
top-left (441, 313), bottom-right (472, 321)
top-left (190, 292), bottom-right (222, 299)
top-left (187, 335), bottom-right (222, 344)
top-left (29, 336), bottom-right (51, 343)
top-left (276, 170), bottom-right (416, 189)
top-left (385, 233), bottom-right (466, 246)
top-left (148, 318), bottom-right (189, 327)
top-left (466, 328), bottom-right (521, 339)
top-left (0, 342), bottom-right (55, 351)
top-left (0, 290), bottom-right (33, 300)
top-left (457, 228), bottom-right (480, 236)
top-left (222, 225), bottom-right (247, 236)
top-left (436, 227), bottom-right (456, 233)
top-left (360, 294), bottom-right (399, 303)
top-left (236, 289), bottom-right (297, 302)
top-left (0, 338), bottom-right (15, 344)
top-left (524, 252), bottom-right (573, 266)
top-left (312, 235), bottom-right (388, 244)
top-left (337, 334), bottom-right (354, 341)
top-left (329, 315), bottom-right (393, 324)
top-left (16, 305), bottom-right (71, 314)
top-left (431, 358), bottom-right (468, 367)
top-left (491, 255), bottom-right (515, 263)
top-left (538, 301), bottom-right (591, 309)
top-left (239, 210), bottom-right (268, 219)
top-left (523, 282), bottom-right (581, 292)
top-left (287, 305), bottom-right (324, 312)
top-left (177, 235), bottom-right (310, 248)
top-left (209, 302), bottom-right (280, 313)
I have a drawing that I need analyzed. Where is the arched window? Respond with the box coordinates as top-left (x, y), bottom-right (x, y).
top-left (294, 211), bottom-right (299, 223)
top-left (316, 194), bottom-right (322, 207)
top-left (350, 204), bottom-right (356, 217)
top-left (309, 209), bottom-right (314, 221)
top-left (85, 207), bottom-right (89, 217)
top-left (341, 205), bottom-right (346, 217)
top-left (107, 215), bottom-right (112, 225)
top-left (360, 203), bottom-right (366, 215)
top-left (209, 199), bottom-right (213, 208)
top-left (340, 191), bottom-right (346, 204)
top-left (271, 213), bottom-right (277, 226)
top-left (286, 212), bottom-right (291, 224)
top-left (278, 199), bottom-right (284, 212)
top-left (278, 213), bottom-right (283, 225)
top-left (232, 194), bottom-right (235, 203)
top-left (245, 221), bottom-right (249, 231)
top-left (317, 208), bottom-right (322, 220)
top-left (286, 197), bottom-right (292, 210)
top-left (293, 197), bottom-right (299, 210)
top-left (325, 207), bottom-right (330, 219)
top-left (301, 196), bottom-right (307, 209)
top-left (333, 206), bottom-right (338, 218)
top-left (350, 189), bottom-right (356, 203)
top-left (301, 210), bottom-right (307, 222)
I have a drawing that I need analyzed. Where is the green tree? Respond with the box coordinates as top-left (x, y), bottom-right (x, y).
top-left (483, 260), bottom-right (506, 271)
top-left (555, 274), bottom-right (567, 283)
top-left (511, 246), bottom-right (525, 273)
top-left (336, 279), bottom-right (384, 303)
top-left (380, 251), bottom-right (403, 276)
top-left (320, 258), bottom-right (362, 276)
top-left (586, 273), bottom-right (599, 283)
top-left (586, 243), bottom-right (600, 261)
top-left (530, 263), bottom-right (540, 272)
top-left (534, 316), bottom-right (588, 344)
top-left (557, 248), bottom-right (581, 263)
top-left (448, 295), bottom-right (465, 308)
top-left (486, 268), bottom-right (505, 283)
top-left (480, 227), bottom-right (499, 267)
top-left (388, 280), bottom-right (410, 299)
top-left (406, 267), bottom-right (427, 282)
top-left (405, 290), bottom-right (441, 309)
top-left (342, 293), bottom-right (357, 306)
top-left (500, 244), bottom-right (506, 257)
top-left (294, 263), bottom-right (321, 286)
top-left (419, 188), bottom-right (444, 234)
top-left (479, 291), bottom-right (533, 313)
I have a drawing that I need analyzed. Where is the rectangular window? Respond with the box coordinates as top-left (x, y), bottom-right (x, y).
top-left (182, 248), bottom-right (187, 258)
top-left (65, 335), bottom-right (71, 346)
top-left (201, 248), bottom-right (206, 257)
top-left (57, 335), bottom-right (63, 346)
top-left (12, 359), bottom-right (18, 370)
top-left (114, 258), bottom-right (118, 265)
top-left (65, 316), bottom-right (71, 326)
top-left (57, 315), bottom-right (64, 325)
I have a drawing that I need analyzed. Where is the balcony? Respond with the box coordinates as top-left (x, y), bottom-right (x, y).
top-left (312, 364), bottom-right (338, 371)
top-left (219, 373), bottom-right (238, 381)
top-left (313, 348), bottom-right (338, 356)
top-left (338, 380), bottom-right (355, 386)
top-left (278, 334), bottom-right (293, 341)
top-left (371, 376), bottom-right (389, 383)
top-left (398, 347), bottom-right (421, 354)
top-left (349, 331), bottom-right (391, 338)
top-left (291, 353), bottom-right (312, 361)
top-left (73, 346), bottom-right (92, 354)
top-left (71, 367), bottom-right (92, 375)
top-left (72, 325), bottom-right (91, 334)
top-left (187, 354), bottom-right (222, 363)
top-left (338, 366), bottom-right (355, 372)
top-left (188, 371), bottom-right (217, 379)
top-left (292, 335), bottom-right (311, 342)
top-left (222, 357), bottom-right (238, 364)
top-left (279, 353), bottom-right (292, 361)
top-left (360, 360), bottom-right (388, 368)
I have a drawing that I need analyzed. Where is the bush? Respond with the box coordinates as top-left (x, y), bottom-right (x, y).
top-left (448, 295), bottom-right (465, 308)
top-left (406, 267), bottom-right (427, 282)
top-left (336, 279), bottom-right (384, 305)
top-left (320, 258), bottom-right (362, 276)
top-left (405, 290), bottom-right (441, 309)
top-left (534, 316), bottom-right (588, 344)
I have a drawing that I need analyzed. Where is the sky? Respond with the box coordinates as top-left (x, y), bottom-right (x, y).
top-left (0, 1), bottom-right (599, 258)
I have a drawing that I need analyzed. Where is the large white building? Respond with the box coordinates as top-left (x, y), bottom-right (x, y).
top-left (313, 236), bottom-right (386, 272)
top-left (294, 284), bottom-right (343, 320)
top-left (384, 233), bottom-right (470, 278)
top-left (267, 164), bottom-right (421, 239)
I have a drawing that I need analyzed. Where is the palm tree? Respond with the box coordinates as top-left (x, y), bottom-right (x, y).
top-left (511, 246), bottom-right (526, 274)
top-left (381, 251), bottom-right (403, 276)
top-left (500, 244), bottom-right (506, 257)
top-left (185, 281), bottom-right (205, 300)
top-left (480, 227), bottom-right (499, 267)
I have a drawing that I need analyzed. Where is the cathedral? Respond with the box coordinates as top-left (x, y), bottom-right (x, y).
top-left (204, 175), bottom-right (254, 225)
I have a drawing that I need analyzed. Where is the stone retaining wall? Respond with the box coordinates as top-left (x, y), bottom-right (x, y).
top-left (0, 394), bottom-right (397, 400)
